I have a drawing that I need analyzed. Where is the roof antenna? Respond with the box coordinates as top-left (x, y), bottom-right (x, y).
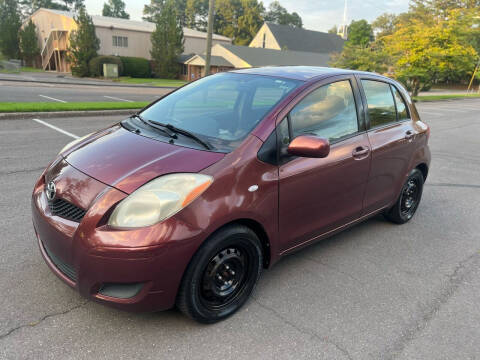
top-left (337, 0), bottom-right (348, 40)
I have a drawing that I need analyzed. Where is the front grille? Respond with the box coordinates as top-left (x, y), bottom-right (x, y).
top-left (42, 242), bottom-right (77, 282)
top-left (48, 198), bottom-right (86, 223)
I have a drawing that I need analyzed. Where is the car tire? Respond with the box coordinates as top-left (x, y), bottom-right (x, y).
top-left (176, 224), bottom-right (263, 324)
top-left (384, 168), bottom-right (424, 224)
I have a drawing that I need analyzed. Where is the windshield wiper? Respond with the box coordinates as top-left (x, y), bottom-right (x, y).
top-left (130, 114), bottom-right (177, 139)
top-left (149, 120), bottom-right (213, 150)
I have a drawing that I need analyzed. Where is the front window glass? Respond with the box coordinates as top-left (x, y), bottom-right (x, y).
top-left (139, 73), bottom-right (301, 152)
top-left (290, 80), bottom-right (359, 142)
top-left (361, 80), bottom-right (397, 127)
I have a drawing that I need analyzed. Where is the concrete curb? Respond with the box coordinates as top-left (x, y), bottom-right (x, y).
top-left (0, 109), bottom-right (140, 120)
top-left (0, 77), bottom-right (177, 90)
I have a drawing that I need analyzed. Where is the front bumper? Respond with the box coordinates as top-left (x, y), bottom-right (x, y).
top-left (31, 166), bottom-right (205, 312)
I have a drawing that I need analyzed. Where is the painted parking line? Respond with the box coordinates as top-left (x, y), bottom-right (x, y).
top-left (39, 94), bottom-right (67, 103)
top-left (32, 118), bottom-right (79, 139)
top-left (103, 95), bottom-right (133, 102)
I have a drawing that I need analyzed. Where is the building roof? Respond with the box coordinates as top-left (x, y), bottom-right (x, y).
top-left (265, 22), bottom-right (344, 54)
top-left (191, 55), bottom-right (234, 67)
top-left (37, 8), bottom-right (231, 41)
top-left (222, 44), bottom-right (331, 67)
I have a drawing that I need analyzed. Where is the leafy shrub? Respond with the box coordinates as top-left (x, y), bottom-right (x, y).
top-left (120, 56), bottom-right (151, 78)
top-left (88, 55), bottom-right (123, 77)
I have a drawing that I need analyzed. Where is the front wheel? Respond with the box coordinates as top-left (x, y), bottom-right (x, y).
top-left (176, 224), bottom-right (263, 323)
top-left (384, 168), bottom-right (424, 224)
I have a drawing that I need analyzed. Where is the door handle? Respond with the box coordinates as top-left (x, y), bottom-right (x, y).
top-left (405, 130), bottom-right (415, 140)
top-left (352, 146), bottom-right (370, 158)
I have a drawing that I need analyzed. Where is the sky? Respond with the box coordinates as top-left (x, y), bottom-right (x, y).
top-left (84, 0), bottom-right (410, 32)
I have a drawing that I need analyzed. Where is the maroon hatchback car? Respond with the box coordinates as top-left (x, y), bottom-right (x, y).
top-left (32, 67), bottom-right (430, 323)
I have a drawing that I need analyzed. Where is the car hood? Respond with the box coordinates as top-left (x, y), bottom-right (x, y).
top-left (64, 124), bottom-right (225, 194)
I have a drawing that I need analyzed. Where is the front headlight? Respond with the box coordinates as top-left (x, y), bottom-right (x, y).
top-left (59, 133), bottom-right (93, 155)
top-left (108, 173), bottom-right (213, 229)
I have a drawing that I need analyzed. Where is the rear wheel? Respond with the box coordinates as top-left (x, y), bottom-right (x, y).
top-left (384, 168), bottom-right (424, 224)
top-left (176, 224), bottom-right (262, 323)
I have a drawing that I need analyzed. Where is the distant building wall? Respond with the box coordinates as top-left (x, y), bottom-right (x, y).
top-left (249, 23), bottom-right (280, 50)
top-left (28, 9), bottom-right (77, 50)
top-left (95, 27), bottom-right (152, 58)
top-left (86, 27), bottom-right (232, 60)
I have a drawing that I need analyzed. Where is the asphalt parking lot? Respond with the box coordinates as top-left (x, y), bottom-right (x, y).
top-left (1, 99), bottom-right (479, 359)
top-left (0, 81), bottom-right (172, 103)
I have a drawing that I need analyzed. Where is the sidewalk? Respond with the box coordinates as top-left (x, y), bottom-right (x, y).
top-left (0, 71), bottom-right (174, 89)
top-left (418, 88), bottom-right (479, 96)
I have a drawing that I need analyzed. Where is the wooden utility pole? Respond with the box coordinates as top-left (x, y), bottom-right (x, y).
top-left (204, 0), bottom-right (215, 76)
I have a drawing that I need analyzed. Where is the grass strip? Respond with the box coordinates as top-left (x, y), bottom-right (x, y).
top-left (414, 94), bottom-right (480, 102)
top-left (114, 76), bottom-right (187, 87)
top-left (0, 101), bottom-right (149, 113)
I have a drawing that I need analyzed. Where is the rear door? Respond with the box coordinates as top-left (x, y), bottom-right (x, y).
top-left (358, 76), bottom-right (417, 214)
top-left (277, 75), bottom-right (371, 253)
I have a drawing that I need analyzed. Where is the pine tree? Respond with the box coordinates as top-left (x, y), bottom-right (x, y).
top-left (102, 0), bottom-right (130, 19)
top-left (144, 0), bottom-right (187, 27)
top-left (67, 7), bottom-right (100, 77)
top-left (0, 0), bottom-right (22, 58)
top-left (19, 0), bottom-right (85, 17)
top-left (150, 0), bottom-right (184, 79)
top-left (19, 19), bottom-right (40, 66)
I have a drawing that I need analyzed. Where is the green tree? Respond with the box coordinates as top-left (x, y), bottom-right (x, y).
top-left (19, 19), bottom-right (40, 66)
top-left (67, 8), bottom-right (99, 77)
top-left (213, 0), bottom-right (264, 44)
top-left (384, 10), bottom-right (477, 95)
top-left (264, 1), bottom-right (302, 27)
top-left (102, 0), bottom-right (130, 19)
top-left (185, 0), bottom-right (208, 30)
top-left (330, 42), bottom-right (389, 73)
top-left (150, 0), bottom-right (184, 78)
top-left (328, 25), bottom-right (338, 34)
top-left (372, 13), bottom-right (398, 38)
top-left (0, 0), bottom-right (21, 58)
top-left (236, 0), bottom-right (264, 45)
top-left (19, 0), bottom-right (84, 17)
top-left (144, 0), bottom-right (187, 27)
top-left (347, 19), bottom-right (373, 46)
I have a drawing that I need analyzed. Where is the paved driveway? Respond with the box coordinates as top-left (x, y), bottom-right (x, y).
top-left (0, 100), bottom-right (479, 359)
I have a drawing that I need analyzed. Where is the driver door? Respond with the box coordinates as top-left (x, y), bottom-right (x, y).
top-left (278, 76), bottom-right (371, 253)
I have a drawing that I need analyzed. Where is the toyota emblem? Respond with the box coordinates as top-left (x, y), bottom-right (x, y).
top-left (46, 181), bottom-right (56, 201)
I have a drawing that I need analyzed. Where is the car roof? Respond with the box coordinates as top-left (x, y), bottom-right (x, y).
top-left (229, 66), bottom-right (383, 82)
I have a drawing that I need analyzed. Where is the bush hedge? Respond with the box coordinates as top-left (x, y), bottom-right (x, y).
top-left (120, 56), bottom-right (151, 78)
top-left (88, 55), bottom-right (123, 77)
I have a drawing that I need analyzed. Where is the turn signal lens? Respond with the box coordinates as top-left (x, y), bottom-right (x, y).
top-left (108, 173), bottom-right (213, 229)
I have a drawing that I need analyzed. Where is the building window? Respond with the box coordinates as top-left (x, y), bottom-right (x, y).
top-left (262, 33), bottom-right (266, 48)
top-left (113, 36), bottom-right (128, 48)
top-left (181, 64), bottom-right (188, 75)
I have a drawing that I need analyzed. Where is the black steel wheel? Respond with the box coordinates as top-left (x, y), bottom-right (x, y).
top-left (385, 168), bottom-right (424, 224)
top-left (176, 224), bottom-right (262, 323)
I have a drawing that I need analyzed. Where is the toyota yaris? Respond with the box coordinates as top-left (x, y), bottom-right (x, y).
top-left (32, 66), bottom-right (430, 323)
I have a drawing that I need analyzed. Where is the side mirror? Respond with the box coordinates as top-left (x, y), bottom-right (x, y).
top-left (287, 135), bottom-right (330, 158)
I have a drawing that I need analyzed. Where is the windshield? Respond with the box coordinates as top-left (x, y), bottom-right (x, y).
top-left (138, 72), bottom-right (302, 152)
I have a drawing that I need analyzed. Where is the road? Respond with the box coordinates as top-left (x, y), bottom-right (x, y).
top-left (1, 100), bottom-right (480, 359)
top-left (0, 81), bottom-right (172, 103)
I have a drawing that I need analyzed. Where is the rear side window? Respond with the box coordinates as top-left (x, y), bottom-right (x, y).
top-left (361, 80), bottom-right (396, 128)
top-left (289, 80), bottom-right (359, 142)
top-left (391, 85), bottom-right (409, 121)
